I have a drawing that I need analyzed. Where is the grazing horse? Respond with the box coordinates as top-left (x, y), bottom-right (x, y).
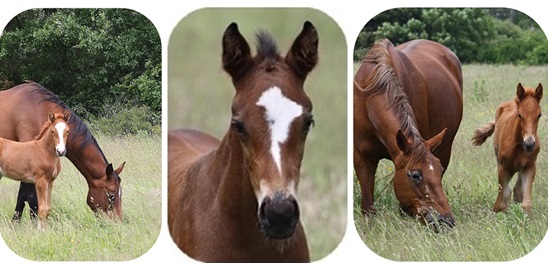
top-left (0, 82), bottom-right (125, 221)
top-left (168, 21), bottom-right (318, 262)
top-left (0, 111), bottom-right (70, 230)
top-left (472, 83), bottom-right (543, 213)
top-left (354, 39), bottom-right (463, 229)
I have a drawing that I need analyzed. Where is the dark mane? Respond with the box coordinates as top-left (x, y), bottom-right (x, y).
top-left (255, 30), bottom-right (280, 70)
top-left (28, 83), bottom-right (107, 160)
top-left (357, 39), bottom-right (427, 163)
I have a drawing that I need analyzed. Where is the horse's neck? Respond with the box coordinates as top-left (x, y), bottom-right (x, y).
top-left (66, 137), bottom-right (108, 181)
top-left (208, 133), bottom-right (257, 219)
top-left (367, 94), bottom-right (421, 161)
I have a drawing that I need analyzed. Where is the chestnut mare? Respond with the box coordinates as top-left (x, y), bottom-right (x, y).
top-left (168, 21), bottom-right (318, 262)
top-left (0, 82), bottom-right (125, 221)
top-left (0, 111), bottom-right (69, 230)
top-left (354, 39), bottom-right (463, 229)
top-left (472, 83), bottom-right (543, 213)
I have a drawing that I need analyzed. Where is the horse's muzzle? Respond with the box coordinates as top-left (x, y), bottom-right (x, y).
top-left (56, 148), bottom-right (67, 156)
top-left (258, 192), bottom-right (300, 239)
top-left (424, 212), bottom-right (455, 232)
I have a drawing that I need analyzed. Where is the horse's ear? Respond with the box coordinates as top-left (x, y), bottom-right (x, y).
top-left (535, 83), bottom-right (543, 101)
top-left (426, 128), bottom-right (447, 152)
top-left (115, 161), bottom-right (126, 176)
top-left (222, 22), bottom-right (253, 82)
top-left (106, 163), bottom-right (114, 177)
top-left (517, 83), bottom-right (526, 101)
top-left (396, 129), bottom-right (412, 154)
top-left (285, 21), bottom-right (318, 79)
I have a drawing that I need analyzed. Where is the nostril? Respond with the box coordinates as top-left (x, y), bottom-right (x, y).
top-left (258, 194), bottom-right (300, 239)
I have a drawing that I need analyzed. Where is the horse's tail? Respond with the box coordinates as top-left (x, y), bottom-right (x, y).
top-left (471, 121), bottom-right (495, 146)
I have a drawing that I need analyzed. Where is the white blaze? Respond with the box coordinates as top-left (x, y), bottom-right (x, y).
top-left (55, 122), bottom-right (67, 154)
top-left (256, 86), bottom-right (303, 173)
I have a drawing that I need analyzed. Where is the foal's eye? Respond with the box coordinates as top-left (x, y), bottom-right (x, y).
top-left (407, 170), bottom-right (423, 184)
top-left (303, 114), bottom-right (315, 133)
top-left (518, 113), bottom-right (522, 119)
top-left (231, 118), bottom-right (246, 136)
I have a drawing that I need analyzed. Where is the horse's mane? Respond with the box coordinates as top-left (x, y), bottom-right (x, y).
top-left (358, 39), bottom-right (427, 163)
top-left (255, 30), bottom-right (280, 71)
top-left (27, 82), bottom-right (107, 160)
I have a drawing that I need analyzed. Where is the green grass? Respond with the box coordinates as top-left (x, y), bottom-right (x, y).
top-left (168, 8), bottom-right (347, 261)
top-left (0, 134), bottom-right (161, 261)
top-left (353, 64), bottom-right (548, 261)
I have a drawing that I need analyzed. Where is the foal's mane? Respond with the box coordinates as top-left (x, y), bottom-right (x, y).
top-left (255, 30), bottom-right (280, 71)
top-left (33, 114), bottom-right (61, 140)
top-left (26, 82), bottom-right (107, 160)
top-left (358, 39), bottom-right (427, 163)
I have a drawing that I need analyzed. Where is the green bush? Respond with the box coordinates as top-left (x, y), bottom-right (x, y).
top-left (90, 102), bottom-right (160, 136)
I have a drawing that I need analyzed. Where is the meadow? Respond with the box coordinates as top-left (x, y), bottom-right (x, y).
top-left (0, 134), bottom-right (161, 261)
top-left (168, 8), bottom-right (347, 261)
top-left (353, 64), bottom-right (548, 261)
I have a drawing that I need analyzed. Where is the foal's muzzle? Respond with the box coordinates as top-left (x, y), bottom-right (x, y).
top-left (523, 138), bottom-right (536, 152)
top-left (56, 148), bottom-right (67, 157)
top-left (258, 192), bottom-right (300, 239)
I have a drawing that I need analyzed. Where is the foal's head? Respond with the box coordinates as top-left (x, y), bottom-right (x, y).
top-left (42, 110), bottom-right (71, 156)
top-left (222, 21), bottom-right (318, 239)
top-left (515, 83), bottom-right (543, 152)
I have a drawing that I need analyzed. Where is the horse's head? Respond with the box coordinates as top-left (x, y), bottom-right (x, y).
top-left (87, 161), bottom-right (125, 219)
top-left (48, 110), bottom-right (71, 157)
top-left (393, 128), bottom-right (455, 231)
top-left (222, 21), bottom-right (318, 239)
top-left (516, 83), bottom-right (543, 153)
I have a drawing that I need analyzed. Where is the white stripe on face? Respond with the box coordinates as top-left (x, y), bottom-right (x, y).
top-left (256, 86), bottom-right (303, 173)
top-left (55, 122), bottom-right (67, 154)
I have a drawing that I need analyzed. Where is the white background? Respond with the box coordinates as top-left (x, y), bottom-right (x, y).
top-left (0, 1), bottom-right (546, 269)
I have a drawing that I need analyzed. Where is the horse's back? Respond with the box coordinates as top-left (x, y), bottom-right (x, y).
top-left (0, 82), bottom-right (60, 142)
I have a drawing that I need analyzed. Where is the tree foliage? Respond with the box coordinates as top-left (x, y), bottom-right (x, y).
top-left (0, 9), bottom-right (161, 122)
top-left (354, 8), bottom-right (548, 65)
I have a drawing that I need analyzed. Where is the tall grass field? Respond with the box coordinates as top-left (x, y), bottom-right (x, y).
top-left (168, 8), bottom-right (347, 261)
top-left (353, 64), bottom-right (548, 261)
top-left (0, 134), bottom-right (161, 261)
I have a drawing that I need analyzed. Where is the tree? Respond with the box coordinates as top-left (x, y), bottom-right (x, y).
top-left (0, 9), bottom-right (161, 119)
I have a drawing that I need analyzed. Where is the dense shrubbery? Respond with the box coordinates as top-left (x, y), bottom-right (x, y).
top-left (0, 9), bottom-right (161, 135)
top-left (354, 8), bottom-right (548, 65)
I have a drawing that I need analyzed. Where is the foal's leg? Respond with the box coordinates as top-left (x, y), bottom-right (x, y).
top-left (493, 165), bottom-right (513, 212)
top-left (515, 164), bottom-right (536, 214)
top-left (354, 150), bottom-right (379, 215)
top-left (35, 178), bottom-right (50, 231)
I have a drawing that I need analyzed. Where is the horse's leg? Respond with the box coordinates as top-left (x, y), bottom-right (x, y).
top-left (516, 164), bottom-right (536, 214)
top-left (12, 182), bottom-right (27, 223)
top-left (354, 150), bottom-right (378, 215)
top-left (28, 184), bottom-right (39, 220)
top-left (34, 178), bottom-right (50, 231)
top-left (493, 165), bottom-right (513, 212)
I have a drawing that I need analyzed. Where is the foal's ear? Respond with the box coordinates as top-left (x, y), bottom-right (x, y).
top-left (63, 110), bottom-right (71, 122)
top-left (222, 22), bottom-right (253, 81)
top-left (48, 111), bottom-right (55, 122)
top-left (425, 128), bottom-right (447, 152)
top-left (535, 83), bottom-right (543, 101)
top-left (285, 21), bottom-right (318, 79)
top-left (517, 83), bottom-right (526, 101)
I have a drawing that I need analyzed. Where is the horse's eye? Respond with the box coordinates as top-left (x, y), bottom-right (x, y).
top-left (518, 113), bottom-right (522, 119)
top-left (407, 170), bottom-right (423, 184)
top-left (231, 118), bottom-right (245, 136)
